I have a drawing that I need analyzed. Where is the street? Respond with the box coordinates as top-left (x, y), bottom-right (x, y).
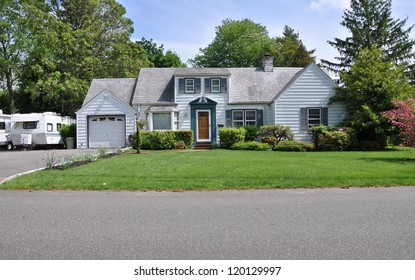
top-left (1, 187), bottom-right (414, 259)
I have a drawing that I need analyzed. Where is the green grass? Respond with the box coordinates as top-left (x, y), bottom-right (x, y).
top-left (1, 149), bottom-right (415, 191)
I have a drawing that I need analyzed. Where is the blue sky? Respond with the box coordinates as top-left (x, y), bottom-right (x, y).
top-left (118, 0), bottom-right (415, 65)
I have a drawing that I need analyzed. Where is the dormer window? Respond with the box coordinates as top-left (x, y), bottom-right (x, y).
top-left (211, 78), bottom-right (221, 93)
top-left (185, 79), bottom-right (194, 93)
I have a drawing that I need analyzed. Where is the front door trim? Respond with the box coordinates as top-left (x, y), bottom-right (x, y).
top-left (196, 109), bottom-right (211, 142)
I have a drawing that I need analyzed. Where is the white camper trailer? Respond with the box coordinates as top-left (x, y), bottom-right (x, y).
top-left (10, 112), bottom-right (74, 149)
top-left (0, 110), bottom-right (12, 149)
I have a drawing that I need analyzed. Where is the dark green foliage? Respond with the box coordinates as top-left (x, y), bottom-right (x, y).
top-left (59, 123), bottom-right (76, 143)
top-left (322, 0), bottom-right (415, 73)
top-left (274, 140), bottom-right (307, 152)
top-left (242, 126), bottom-right (260, 141)
top-left (259, 125), bottom-right (294, 144)
top-left (172, 130), bottom-right (193, 147)
top-left (139, 37), bottom-right (186, 68)
top-left (140, 131), bottom-right (176, 150)
top-left (219, 128), bottom-right (246, 149)
top-left (231, 141), bottom-right (271, 151)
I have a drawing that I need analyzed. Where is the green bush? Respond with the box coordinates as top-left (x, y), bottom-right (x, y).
top-left (231, 141), bottom-right (271, 151)
top-left (130, 131), bottom-right (176, 150)
top-left (242, 126), bottom-right (260, 142)
top-left (259, 125), bottom-right (294, 144)
top-left (172, 130), bottom-right (193, 147)
top-left (317, 130), bottom-right (350, 151)
top-left (274, 140), bottom-right (307, 152)
top-left (219, 127), bottom-right (245, 149)
top-left (59, 123), bottom-right (76, 143)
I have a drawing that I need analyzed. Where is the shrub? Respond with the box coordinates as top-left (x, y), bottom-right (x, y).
top-left (274, 140), bottom-right (307, 152)
top-left (172, 130), bottom-right (193, 147)
top-left (261, 136), bottom-right (278, 146)
top-left (242, 126), bottom-right (260, 141)
top-left (231, 141), bottom-right (271, 151)
top-left (317, 130), bottom-right (350, 151)
top-left (219, 128), bottom-right (245, 149)
top-left (309, 125), bottom-right (328, 150)
top-left (59, 123), bottom-right (76, 143)
top-left (130, 131), bottom-right (177, 150)
top-left (259, 125), bottom-right (294, 144)
top-left (175, 140), bottom-right (186, 149)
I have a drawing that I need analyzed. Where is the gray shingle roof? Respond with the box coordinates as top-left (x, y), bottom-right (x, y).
top-left (174, 68), bottom-right (231, 76)
top-left (132, 68), bottom-right (177, 105)
top-left (82, 78), bottom-right (137, 106)
top-left (228, 67), bottom-right (303, 103)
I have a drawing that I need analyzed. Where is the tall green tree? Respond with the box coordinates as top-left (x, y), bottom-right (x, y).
top-left (322, 0), bottom-right (415, 72)
top-left (332, 47), bottom-right (414, 149)
top-left (18, 0), bottom-right (151, 116)
top-left (190, 18), bottom-right (273, 68)
top-left (273, 26), bottom-right (315, 67)
top-left (0, 0), bottom-right (33, 113)
top-left (139, 37), bottom-right (186, 68)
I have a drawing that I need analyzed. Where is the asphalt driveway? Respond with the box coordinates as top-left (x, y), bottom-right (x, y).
top-left (0, 149), bottom-right (100, 181)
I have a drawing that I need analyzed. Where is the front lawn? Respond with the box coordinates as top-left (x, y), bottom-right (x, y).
top-left (1, 149), bottom-right (415, 190)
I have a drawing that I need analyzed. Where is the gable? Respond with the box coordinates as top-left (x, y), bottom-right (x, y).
top-left (82, 78), bottom-right (137, 106)
top-left (77, 89), bottom-right (136, 115)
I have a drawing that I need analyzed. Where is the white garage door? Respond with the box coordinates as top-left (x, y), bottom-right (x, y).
top-left (89, 115), bottom-right (125, 148)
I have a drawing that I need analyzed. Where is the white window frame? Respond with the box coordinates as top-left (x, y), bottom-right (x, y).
top-left (152, 112), bottom-right (172, 130)
top-left (196, 109), bottom-right (211, 142)
top-left (185, 79), bottom-right (195, 93)
top-left (47, 123), bottom-right (53, 132)
top-left (245, 110), bottom-right (257, 127)
top-left (232, 110), bottom-right (244, 127)
top-left (211, 78), bottom-right (221, 93)
top-left (307, 108), bottom-right (322, 127)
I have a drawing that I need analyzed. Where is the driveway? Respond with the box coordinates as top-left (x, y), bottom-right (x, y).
top-left (0, 149), bottom-right (100, 181)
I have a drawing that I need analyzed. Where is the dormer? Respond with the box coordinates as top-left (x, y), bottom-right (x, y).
top-left (174, 68), bottom-right (230, 95)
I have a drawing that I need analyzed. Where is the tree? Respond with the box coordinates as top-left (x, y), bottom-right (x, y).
top-left (332, 47), bottom-right (415, 149)
top-left (273, 26), bottom-right (315, 67)
top-left (0, 0), bottom-right (33, 113)
top-left (322, 0), bottom-right (415, 72)
top-left (383, 99), bottom-right (415, 147)
top-left (190, 18), bottom-right (273, 68)
top-left (139, 37), bottom-right (186, 68)
top-left (18, 0), bottom-right (151, 116)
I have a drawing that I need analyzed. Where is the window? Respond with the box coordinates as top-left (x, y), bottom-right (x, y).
top-left (57, 123), bottom-right (62, 131)
top-left (47, 123), bottom-right (53, 132)
top-left (232, 110), bottom-right (259, 127)
top-left (308, 108), bottom-right (322, 127)
top-left (0, 122), bottom-right (5, 130)
top-left (245, 110), bottom-right (257, 126)
top-left (232, 110), bottom-right (244, 127)
top-left (153, 113), bottom-right (171, 130)
top-left (211, 78), bottom-right (220, 93)
top-left (185, 79), bottom-right (194, 93)
top-left (23, 122), bottom-right (37, 129)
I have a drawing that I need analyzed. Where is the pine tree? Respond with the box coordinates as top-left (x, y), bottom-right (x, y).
top-left (322, 0), bottom-right (415, 72)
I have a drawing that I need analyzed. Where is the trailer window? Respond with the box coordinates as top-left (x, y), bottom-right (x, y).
top-left (47, 123), bottom-right (53, 132)
top-left (23, 122), bottom-right (37, 129)
top-left (0, 122), bottom-right (5, 130)
top-left (57, 123), bottom-right (62, 131)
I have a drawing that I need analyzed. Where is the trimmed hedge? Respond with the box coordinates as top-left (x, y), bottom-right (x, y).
top-left (129, 130), bottom-right (194, 150)
top-left (242, 126), bottom-right (260, 142)
top-left (219, 127), bottom-right (245, 149)
top-left (274, 140), bottom-right (307, 152)
top-left (231, 141), bottom-right (271, 151)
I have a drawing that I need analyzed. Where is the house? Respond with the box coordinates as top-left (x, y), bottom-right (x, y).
top-left (76, 56), bottom-right (345, 148)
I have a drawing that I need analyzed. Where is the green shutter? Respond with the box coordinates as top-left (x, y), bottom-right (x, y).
top-left (300, 108), bottom-right (308, 130)
top-left (195, 78), bottom-right (201, 93)
top-left (205, 78), bottom-right (211, 93)
top-left (221, 78), bottom-right (227, 93)
top-left (225, 110), bottom-right (232, 127)
top-left (178, 78), bottom-right (185, 93)
top-left (322, 107), bottom-right (329, 126)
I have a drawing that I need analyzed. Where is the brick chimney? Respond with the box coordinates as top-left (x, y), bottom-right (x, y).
top-left (262, 55), bottom-right (274, 72)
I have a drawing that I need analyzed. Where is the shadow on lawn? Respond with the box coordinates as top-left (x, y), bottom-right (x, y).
top-left (360, 157), bottom-right (415, 164)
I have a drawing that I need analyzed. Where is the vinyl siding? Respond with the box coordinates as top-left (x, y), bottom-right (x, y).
top-left (274, 65), bottom-right (346, 142)
top-left (76, 91), bottom-right (136, 148)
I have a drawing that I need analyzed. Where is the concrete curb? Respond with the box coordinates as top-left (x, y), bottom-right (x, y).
top-left (0, 167), bottom-right (46, 185)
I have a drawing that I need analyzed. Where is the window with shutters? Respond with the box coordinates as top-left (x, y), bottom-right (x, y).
top-left (231, 110), bottom-right (260, 127)
top-left (211, 78), bottom-right (220, 93)
top-left (307, 108), bottom-right (322, 127)
top-left (185, 79), bottom-right (194, 93)
top-left (232, 110), bottom-right (244, 127)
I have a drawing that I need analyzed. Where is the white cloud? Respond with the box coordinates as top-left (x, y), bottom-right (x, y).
top-left (309, 0), bottom-right (350, 12)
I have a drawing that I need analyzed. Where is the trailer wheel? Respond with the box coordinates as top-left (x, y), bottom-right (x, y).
top-left (7, 142), bottom-right (14, 150)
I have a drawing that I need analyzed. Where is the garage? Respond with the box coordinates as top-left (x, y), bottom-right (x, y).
top-left (88, 115), bottom-right (126, 148)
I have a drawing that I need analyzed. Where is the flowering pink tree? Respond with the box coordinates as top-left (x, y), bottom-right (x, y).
top-left (383, 98), bottom-right (415, 147)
